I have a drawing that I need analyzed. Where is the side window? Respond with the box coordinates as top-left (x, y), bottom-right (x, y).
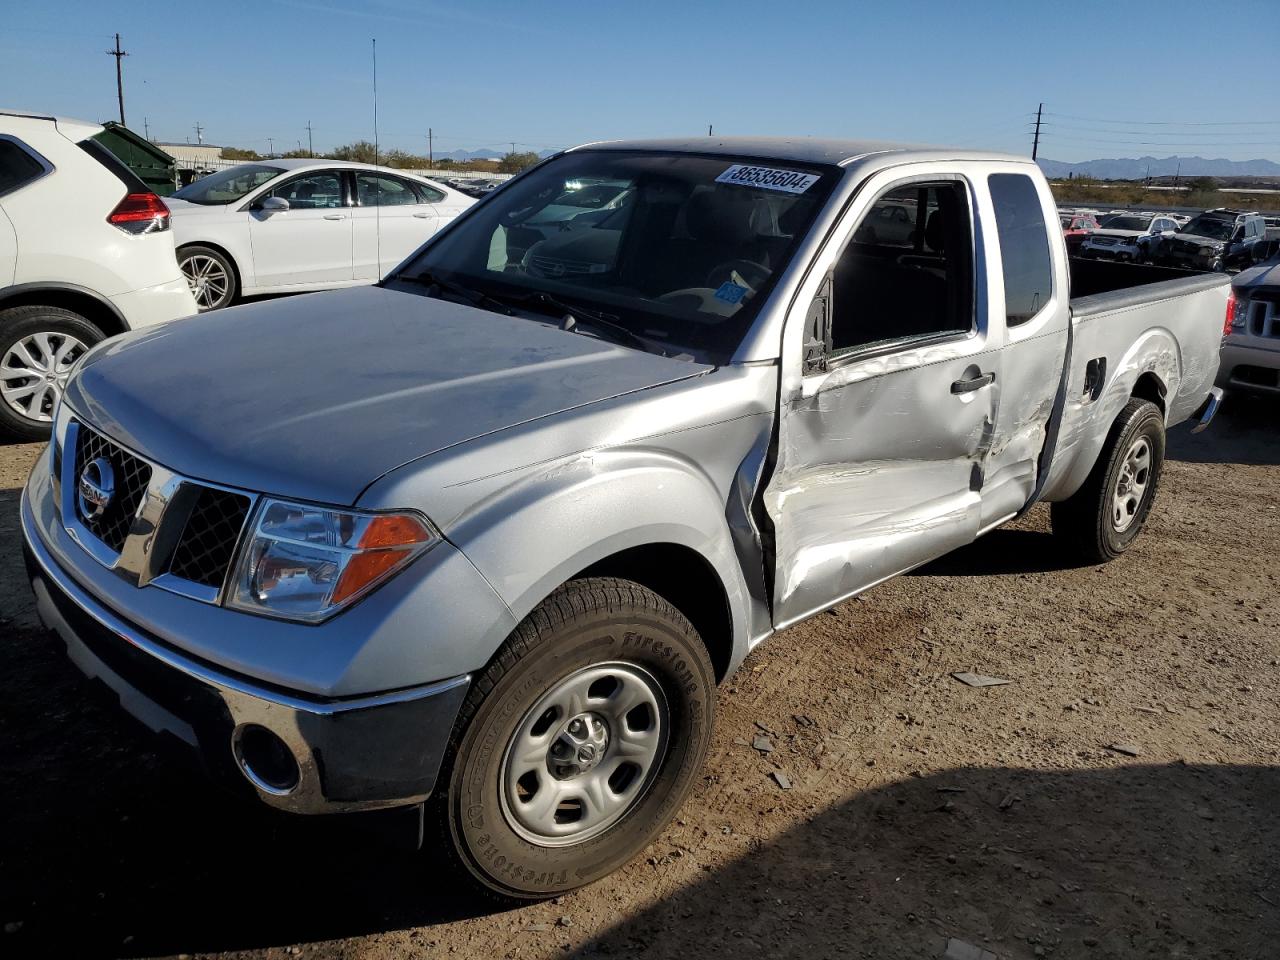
top-left (267, 171), bottom-right (344, 209)
top-left (826, 180), bottom-right (974, 357)
top-left (415, 183), bottom-right (446, 203)
top-left (0, 138), bottom-right (48, 196)
top-left (356, 173), bottom-right (419, 207)
top-left (988, 173), bottom-right (1053, 327)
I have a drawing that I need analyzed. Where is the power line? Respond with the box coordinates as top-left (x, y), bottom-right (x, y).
top-left (1044, 111), bottom-right (1280, 127)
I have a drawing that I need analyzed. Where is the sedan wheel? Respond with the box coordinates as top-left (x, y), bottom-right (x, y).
top-left (179, 247), bottom-right (236, 311)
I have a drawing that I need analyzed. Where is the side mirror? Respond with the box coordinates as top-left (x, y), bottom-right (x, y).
top-left (258, 196), bottom-right (289, 213)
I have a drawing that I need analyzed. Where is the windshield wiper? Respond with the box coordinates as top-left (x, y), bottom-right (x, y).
top-left (399, 270), bottom-right (514, 316)
top-left (509, 290), bottom-right (653, 352)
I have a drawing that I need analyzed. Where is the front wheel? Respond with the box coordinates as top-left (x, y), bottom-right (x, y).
top-left (1051, 398), bottom-right (1165, 564)
top-left (178, 245), bottom-right (238, 311)
top-left (433, 577), bottom-right (716, 899)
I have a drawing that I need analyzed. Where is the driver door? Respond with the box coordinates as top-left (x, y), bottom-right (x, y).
top-left (247, 170), bottom-right (353, 287)
top-left (764, 168), bottom-right (1000, 628)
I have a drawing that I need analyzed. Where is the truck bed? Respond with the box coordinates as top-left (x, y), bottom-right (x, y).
top-left (1037, 261), bottom-right (1230, 503)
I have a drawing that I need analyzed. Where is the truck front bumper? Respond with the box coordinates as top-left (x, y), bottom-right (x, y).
top-left (22, 489), bottom-right (469, 814)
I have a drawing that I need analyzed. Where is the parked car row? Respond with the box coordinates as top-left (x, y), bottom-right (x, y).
top-left (1065, 206), bottom-right (1272, 273)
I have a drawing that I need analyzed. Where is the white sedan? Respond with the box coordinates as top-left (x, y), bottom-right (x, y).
top-left (168, 159), bottom-right (474, 310)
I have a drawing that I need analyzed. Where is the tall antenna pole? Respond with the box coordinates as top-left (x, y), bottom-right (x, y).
top-left (428, 127), bottom-right (433, 167)
top-left (194, 121), bottom-right (204, 144)
top-left (306, 120), bottom-right (314, 157)
top-left (371, 38), bottom-right (379, 166)
top-left (1031, 102), bottom-right (1043, 161)
top-left (106, 33), bottom-right (129, 125)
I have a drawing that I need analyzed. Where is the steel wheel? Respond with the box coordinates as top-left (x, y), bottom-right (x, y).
top-left (1111, 435), bottom-right (1152, 533)
top-left (0, 331), bottom-right (88, 423)
top-left (500, 661), bottom-right (669, 847)
top-left (181, 251), bottom-right (232, 310)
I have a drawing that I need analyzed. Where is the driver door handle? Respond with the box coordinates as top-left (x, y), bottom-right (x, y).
top-left (412, 211), bottom-right (431, 218)
top-left (323, 213), bottom-right (347, 220)
top-left (951, 372), bottom-right (995, 394)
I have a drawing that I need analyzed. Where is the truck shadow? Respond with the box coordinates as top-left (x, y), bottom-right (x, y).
top-left (1166, 392), bottom-right (1280, 466)
top-left (910, 526), bottom-right (1088, 577)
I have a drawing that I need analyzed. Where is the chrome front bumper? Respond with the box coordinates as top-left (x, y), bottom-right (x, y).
top-left (22, 488), bottom-right (470, 814)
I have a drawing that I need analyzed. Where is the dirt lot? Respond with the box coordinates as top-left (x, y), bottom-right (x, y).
top-left (1, 395), bottom-right (1277, 960)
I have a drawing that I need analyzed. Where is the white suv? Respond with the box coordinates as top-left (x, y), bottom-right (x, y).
top-left (0, 110), bottom-right (197, 439)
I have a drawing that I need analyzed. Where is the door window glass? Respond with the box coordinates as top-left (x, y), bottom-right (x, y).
top-left (266, 172), bottom-right (345, 209)
top-left (415, 183), bottom-right (446, 203)
top-left (989, 173), bottom-right (1053, 326)
top-left (357, 174), bottom-right (419, 207)
top-left (826, 181), bottom-right (975, 356)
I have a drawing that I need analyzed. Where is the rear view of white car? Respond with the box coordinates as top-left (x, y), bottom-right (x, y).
top-left (167, 160), bottom-right (474, 310)
top-left (0, 109), bottom-right (197, 439)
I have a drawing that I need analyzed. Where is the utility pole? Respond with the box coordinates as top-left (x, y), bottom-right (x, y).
top-left (708, 124), bottom-right (713, 137)
top-left (106, 33), bottom-right (128, 125)
top-left (194, 121), bottom-right (204, 145)
top-left (1031, 102), bottom-right (1043, 161)
top-left (143, 117), bottom-right (150, 140)
top-left (511, 142), bottom-right (517, 156)
top-left (1174, 160), bottom-right (1181, 190)
top-left (306, 120), bottom-right (314, 157)
top-left (428, 127), bottom-right (433, 167)
top-left (267, 137), bottom-right (274, 157)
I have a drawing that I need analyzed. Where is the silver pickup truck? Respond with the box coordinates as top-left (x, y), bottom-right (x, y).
top-left (21, 138), bottom-right (1228, 899)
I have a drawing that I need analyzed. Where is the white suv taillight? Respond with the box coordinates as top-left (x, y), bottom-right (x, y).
top-left (107, 192), bottom-right (171, 235)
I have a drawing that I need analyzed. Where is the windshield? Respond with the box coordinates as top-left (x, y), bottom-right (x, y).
top-left (1100, 215), bottom-right (1151, 231)
top-left (1181, 217), bottom-right (1235, 241)
top-left (173, 164), bottom-right (284, 205)
top-left (392, 150), bottom-right (839, 361)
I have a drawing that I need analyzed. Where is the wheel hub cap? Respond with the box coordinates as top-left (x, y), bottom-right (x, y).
top-left (500, 662), bottom-right (669, 847)
top-left (1111, 436), bottom-right (1152, 533)
top-left (1, 331), bottom-right (88, 423)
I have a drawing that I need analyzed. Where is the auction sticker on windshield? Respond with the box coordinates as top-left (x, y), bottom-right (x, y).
top-left (715, 164), bottom-right (819, 195)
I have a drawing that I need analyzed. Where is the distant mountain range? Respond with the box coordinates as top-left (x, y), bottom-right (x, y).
top-left (1038, 156), bottom-right (1280, 180)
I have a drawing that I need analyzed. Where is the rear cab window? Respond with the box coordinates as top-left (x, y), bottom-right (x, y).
top-left (988, 173), bottom-right (1053, 327)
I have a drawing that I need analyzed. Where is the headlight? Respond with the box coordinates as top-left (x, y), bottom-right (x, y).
top-left (1199, 246), bottom-right (1216, 256)
top-left (227, 499), bottom-right (438, 622)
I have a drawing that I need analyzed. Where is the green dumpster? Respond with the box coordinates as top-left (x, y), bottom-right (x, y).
top-left (93, 122), bottom-right (178, 196)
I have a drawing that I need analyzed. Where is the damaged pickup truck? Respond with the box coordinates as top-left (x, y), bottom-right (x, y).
top-left (22, 137), bottom-right (1228, 898)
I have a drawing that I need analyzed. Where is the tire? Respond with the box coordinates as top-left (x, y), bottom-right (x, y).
top-left (1051, 398), bottom-right (1165, 564)
top-left (0, 305), bottom-right (104, 441)
top-left (178, 244), bottom-right (238, 311)
top-left (432, 577), bottom-right (716, 900)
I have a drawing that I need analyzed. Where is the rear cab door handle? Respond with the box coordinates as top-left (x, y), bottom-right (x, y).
top-left (323, 213), bottom-right (347, 221)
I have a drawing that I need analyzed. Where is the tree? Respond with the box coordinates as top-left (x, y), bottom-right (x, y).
top-left (1184, 176), bottom-right (1217, 194)
top-left (498, 151), bottom-right (540, 174)
top-left (329, 140), bottom-right (379, 164)
top-left (221, 146), bottom-right (260, 160)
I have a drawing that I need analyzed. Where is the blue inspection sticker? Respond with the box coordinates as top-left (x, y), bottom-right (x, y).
top-left (714, 282), bottom-right (749, 304)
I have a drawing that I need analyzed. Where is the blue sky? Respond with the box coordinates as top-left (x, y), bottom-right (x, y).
top-left (4, 0), bottom-right (1278, 162)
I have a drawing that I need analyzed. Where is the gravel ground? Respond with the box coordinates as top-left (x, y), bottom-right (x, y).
top-left (0, 394), bottom-right (1276, 960)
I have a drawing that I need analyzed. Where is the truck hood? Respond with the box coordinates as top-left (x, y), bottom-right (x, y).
top-left (66, 286), bottom-right (710, 505)
top-left (1234, 258), bottom-right (1280, 289)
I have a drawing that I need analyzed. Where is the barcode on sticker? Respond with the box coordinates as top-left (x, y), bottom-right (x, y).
top-left (715, 164), bottom-right (819, 194)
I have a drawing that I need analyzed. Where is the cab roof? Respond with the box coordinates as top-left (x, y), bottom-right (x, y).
top-left (570, 136), bottom-right (1032, 169)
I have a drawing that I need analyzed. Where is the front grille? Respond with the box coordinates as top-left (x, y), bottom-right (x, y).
top-left (73, 423), bottom-right (152, 553)
top-left (168, 487), bottom-right (252, 589)
top-left (1091, 236), bottom-right (1118, 247)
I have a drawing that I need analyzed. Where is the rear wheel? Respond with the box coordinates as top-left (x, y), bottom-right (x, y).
top-left (1051, 398), bottom-right (1165, 564)
top-left (0, 305), bottom-right (103, 441)
top-left (433, 577), bottom-right (716, 900)
top-left (178, 245), bottom-right (237, 311)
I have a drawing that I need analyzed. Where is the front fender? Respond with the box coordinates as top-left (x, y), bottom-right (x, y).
top-left (444, 448), bottom-right (757, 670)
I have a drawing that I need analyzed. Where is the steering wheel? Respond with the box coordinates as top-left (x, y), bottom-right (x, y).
top-left (705, 259), bottom-right (771, 290)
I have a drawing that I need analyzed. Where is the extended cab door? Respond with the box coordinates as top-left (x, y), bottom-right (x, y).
top-left (974, 169), bottom-right (1071, 528)
top-left (246, 169), bottom-right (353, 287)
top-left (352, 171), bottom-right (438, 281)
top-left (764, 166), bottom-right (1001, 628)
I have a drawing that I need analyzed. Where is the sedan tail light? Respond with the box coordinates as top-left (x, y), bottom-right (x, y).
top-left (107, 192), bottom-right (171, 234)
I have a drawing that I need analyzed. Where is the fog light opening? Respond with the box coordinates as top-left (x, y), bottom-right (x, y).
top-left (234, 724), bottom-right (301, 795)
